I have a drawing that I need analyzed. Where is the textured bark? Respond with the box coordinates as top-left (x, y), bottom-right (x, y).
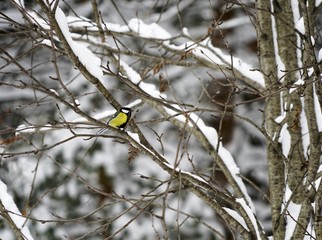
top-left (256, 0), bottom-right (285, 238)
top-left (298, 0), bottom-right (322, 238)
top-left (273, 0), bottom-right (307, 202)
top-left (0, 201), bottom-right (25, 240)
top-left (257, 0), bottom-right (322, 238)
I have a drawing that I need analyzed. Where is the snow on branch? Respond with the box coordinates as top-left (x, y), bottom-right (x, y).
top-left (125, 131), bottom-right (255, 236)
top-left (116, 57), bottom-right (167, 99)
top-left (0, 180), bottom-right (34, 240)
top-left (128, 18), bottom-right (172, 40)
top-left (31, 9), bottom-right (265, 93)
top-left (164, 39), bottom-right (265, 91)
top-left (113, 17), bottom-right (265, 91)
top-left (165, 105), bottom-right (256, 212)
top-left (54, 7), bottom-right (103, 79)
top-left (28, 6), bottom-right (258, 219)
top-left (235, 198), bottom-right (262, 239)
top-left (116, 52), bottom-right (256, 213)
top-left (115, 62), bottom-right (262, 237)
top-left (62, 15), bottom-right (264, 93)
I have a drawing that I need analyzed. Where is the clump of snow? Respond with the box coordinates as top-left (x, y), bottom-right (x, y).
top-left (116, 57), bottom-right (166, 99)
top-left (279, 123), bottom-right (291, 157)
top-left (128, 18), bottom-right (171, 40)
top-left (164, 105), bottom-right (192, 125)
top-left (283, 185), bottom-right (302, 240)
top-left (27, 11), bottom-right (50, 30)
top-left (299, 97), bottom-right (310, 159)
top-left (15, 124), bottom-right (27, 135)
top-left (182, 27), bottom-right (190, 36)
top-left (290, 79), bottom-right (304, 93)
top-left (295, 17), bottom-right (305, 35)
top-left (118, 59), bottom-right (141, 84)
top-left (55, 7), bottom-right (103, 79)
top-left (49, 88), bottom-right (59, 96)
top-left (223, 207), bottom-right (249, 230)
top-left (0, 180), bottom-right (34, 240)
top-left (275, 115), bottom-right (285, 124)
top-left (66, 16), bottom-right (96, 28)
top-left (318, 48), bottom-right (322, 63)
top-left (189, 111), bottom-right (219, 146)
top-left (236, 198), bottom-right (261, 239)
top-left (127, 132), bottom-right (140, 142)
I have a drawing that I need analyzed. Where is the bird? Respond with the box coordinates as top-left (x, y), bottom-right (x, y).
top-left (96, 107), bottom-right (132, 135)
top-left (108, 107), bottom-right (132, 130)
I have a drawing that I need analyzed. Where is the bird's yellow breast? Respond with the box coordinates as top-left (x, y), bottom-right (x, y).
top-left (108, 112), bottom-right (128, 128)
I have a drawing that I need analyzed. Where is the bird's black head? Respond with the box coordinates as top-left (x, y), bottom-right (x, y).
top-left (120, 107), bottom-right (132, 117)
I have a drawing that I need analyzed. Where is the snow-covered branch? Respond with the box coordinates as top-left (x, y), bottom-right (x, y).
top-left (0, 180), bottom-right (34, 240)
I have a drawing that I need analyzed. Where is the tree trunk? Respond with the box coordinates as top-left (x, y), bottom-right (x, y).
top-left (257, 0), bottom-right (322, 238)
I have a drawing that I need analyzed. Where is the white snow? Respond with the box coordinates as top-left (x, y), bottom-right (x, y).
top-left (141, 81), bottom-right (167, 98)
top-left (284, 184), bottom-right (302, 240)
top-left (107, 23), bottom-right (130, 32)
top-left (191, 111), bottom-right (218, 147)
top-left (315, 0), bottom-right (322, 7)
top-left (13, 0), bottom-right (24, 8)
top-left (164, 106), bottom-right (193, 126)
top-left (27, 11), bottom-right (50, 30)
top-left (15, 124), bottom-right (27, 135)
top-left (313, 83), bottom-right (322, 132)
top-left (118, 59), bottom-right (141, 84)
top-left (295, 17), bottom-right (305, 35)
top-left (290, 79), bottom-right (304, 94)
top-left (279, 123), bottom-right (291, 157)
top-left (128, 18), bottom-right (171, 40)
top-left (0, 180), bottom-right (34, 240)
top-left (182, 27), bottom-right (190, 37)
top-left (190, 110), bottom-right (256, 212)
top-left (15, 124), bottom-right (54, 135)
top-left (98, 17), bottom-right (264, 92)
top-left (236, 198), bottom-right (261, 239)
top-left (49, 88), bottom-right (59, 96)
top-left (40, 39), bottom-right (52, 47)
top-left (191, 45), bottom-right (223, 66)
top-left (163, 162), bottom-right (209, 185)
top-left (291, 0), bottom-right (303, 70)
top-left (66, 16), bottom-right (96, 28)
top-left (283, 184), bottom-right (306, 240)
top-left (116, 57), bottom-right (167, 99)
top-left (55, 7), bottom-right (103, 79)
top-left (299, 97), bottom-right (310, 159)
top-left (275, 114), bottom-right (285, 124)
top-left (271, 1), bottom-right (286, 81)
top-left (218, 146), bottom-right (256, 213)
top-left (309, 165), bottom-right (322, 191)
top-left (318, 49), bottom-right (322, 62)
top-left (164, 105), bottom-right (256, 213)
top-left (311, 36), bottom-right (315, 46)
top-left (164, 39), bottom-right (265, 89)
top-left (127, 132), bottom-right (140, 143)
top-left (207, 42), bottom-right (265, 88)
top-left (223, 207), bottom-right (249, 230)
top-left (285, 201), bottom-right (301, 239)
